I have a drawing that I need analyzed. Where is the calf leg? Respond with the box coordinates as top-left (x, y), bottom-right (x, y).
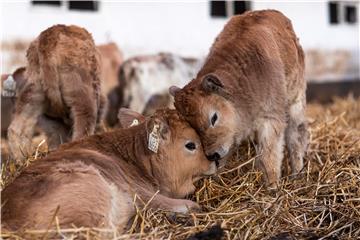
top-left (97, 94), bottom-right (108, 124)
top-left (7, 83), bottom-right (44, 164)
top-left (61, 71), bottom-right (97, 140)
top-left (95, 94), bottom-right (108, 133)
top-left (37, 115), bottom-right (71, 150)
top-left (285, 97), bottom-right (309, 175)
top-left (135, 188), bottom-right (200, 213)
top-left (144, 194), bottom-right (200, 214)
top-left (256, 119), bottom-right (286, 187)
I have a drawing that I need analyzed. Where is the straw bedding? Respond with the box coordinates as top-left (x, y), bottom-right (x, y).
top-left (1, 96), bottom-right (359, 240)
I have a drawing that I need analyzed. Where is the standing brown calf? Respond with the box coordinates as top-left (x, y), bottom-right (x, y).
top-left (7, 25), bottom-right (106, 163)
top-left (170, 10), bottom-right (308, 186)
top-left (1, 109), bottom-right (216, 231)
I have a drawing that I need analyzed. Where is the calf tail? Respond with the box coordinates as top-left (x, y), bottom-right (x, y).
top-left (40, 64), bottom-right (65, 115)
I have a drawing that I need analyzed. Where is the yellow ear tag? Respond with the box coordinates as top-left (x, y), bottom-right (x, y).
top-left (148, 124), bottom-right (160, 153)
top-left (130, 119), bottom-right (139, 127)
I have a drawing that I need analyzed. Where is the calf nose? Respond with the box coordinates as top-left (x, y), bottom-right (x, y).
top-left (207, 152), bottom-right (220, 162)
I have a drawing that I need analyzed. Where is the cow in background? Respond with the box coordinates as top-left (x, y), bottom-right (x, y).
top-left (106, 52), bottom-right (203, 126)
top-left (7, 25), bottom-right (106, 164)
top-left (97, 42), bottom-right (124, 96)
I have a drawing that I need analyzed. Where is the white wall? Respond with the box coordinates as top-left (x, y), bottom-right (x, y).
top-left (1, 0), bottom-right (359, 79)
top-left (1, 1), bottom-right (228, 57)
top-left (2, 1), bottom-right (358, 56)
top-left (253, 1), bottom-right (359, 50)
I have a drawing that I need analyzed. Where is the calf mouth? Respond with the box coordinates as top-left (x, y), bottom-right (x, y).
top-left (202, 161), bottom-right (218, 177)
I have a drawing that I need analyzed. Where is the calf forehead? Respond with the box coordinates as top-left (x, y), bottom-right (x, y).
top-left (175, 90), bottom-right (211, 124)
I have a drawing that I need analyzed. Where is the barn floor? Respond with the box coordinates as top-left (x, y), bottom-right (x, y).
top-left (1, 95), bottom-right (360, 240)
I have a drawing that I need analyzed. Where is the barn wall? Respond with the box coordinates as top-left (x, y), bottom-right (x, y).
top-left (1, 1), bottom-right (359, 81)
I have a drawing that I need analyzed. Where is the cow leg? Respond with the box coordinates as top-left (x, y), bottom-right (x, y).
top-left (61, 71), bottom-right (97, 140)
top-left (134, 189), bottom-right (200, 214)
top-left (95, 93), bottom-right (108, 133)
top-left (97, 93), bottom-right (107, 124)
top-left (256, 119), bottom-right (286, 187)
top-left (145, 194), bottom-right (200, 214)
top-left (37, 115), bottom-right (71, 150)
top-left (7, 83), bottom-right (44, 164)
top-left (285, 96), bottom-right (309, 175)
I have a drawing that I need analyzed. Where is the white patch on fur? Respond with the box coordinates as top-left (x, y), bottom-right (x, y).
top-left (257, 120), bottom-right (285, 176)
top-left (289, 100), bottom-right (304, 120)
top-left (257, 121), bottom-right (272, 146)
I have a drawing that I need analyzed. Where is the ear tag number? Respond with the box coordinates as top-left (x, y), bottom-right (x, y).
top-left (148, 124), bottom-right (160, 153)
top-left (2, 75), bottom-right (16, 97)
top-left (130, 119), bottom-right (139, 127)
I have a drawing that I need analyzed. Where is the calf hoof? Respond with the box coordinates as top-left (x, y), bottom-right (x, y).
top-left (265, 181), bottom-right (280, 196)
top-left (172, 200), bottom-right (201, 214)
top-left (289, 171), bottom-right (305, 181)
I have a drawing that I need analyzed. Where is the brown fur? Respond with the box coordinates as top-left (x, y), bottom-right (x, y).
top-left (97, 42), bottom-right (123, 95)
top-left (1, 109), bottom-right (216, 231)
top-left (7, 25), bottom-right (106, 163)
top-left (171, 10), bottom-right (308, 186)
top-left (142, 93), bottom-right (173, 116)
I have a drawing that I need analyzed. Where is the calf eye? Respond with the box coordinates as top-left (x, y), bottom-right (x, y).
top-left (185, 142), bottom-right (196, 151)
top-left (211, 113), bottom-right (218, 126)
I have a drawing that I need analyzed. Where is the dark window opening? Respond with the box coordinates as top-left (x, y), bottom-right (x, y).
top-left (345, 5), bottom-right (357, 23)
top-left (210, 1), bottom-right (226, 17)
top-left (329, 2), bottom-right (339, 24)
top-left (32, 1), bottom-right (62, 6)
top-left (234, 1), bottom-right (251, 15)
top-left (69, 1), bottom-right (98, 11)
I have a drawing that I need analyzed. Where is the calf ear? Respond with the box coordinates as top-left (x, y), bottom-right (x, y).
top-left (169, 86), bottom-right (181, 97)
top-left (201, 73), bottom-right (224, 93)
top-left (157, 118), bottom-right (170, 140)
top-left (118, 108), bottom-right (146, 128)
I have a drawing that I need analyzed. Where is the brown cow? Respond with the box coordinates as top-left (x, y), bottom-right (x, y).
top-left (1, 43), bottom-right (121, 140)
top-left (170, 10), bottom-right (308, 186)
top-left (7, 25), bottom-right (107, 164)
top-left (1, 109), bottom-right (217, 231)
top-left (97, 42), bottom-right (124, 95)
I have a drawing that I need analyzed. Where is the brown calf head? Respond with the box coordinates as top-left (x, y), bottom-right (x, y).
top-left (170, 73), bottom-right (239, 167)
top-left (119, 108), bottom-right (217, 198)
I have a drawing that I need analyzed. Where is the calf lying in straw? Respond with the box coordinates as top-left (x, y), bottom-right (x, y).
top-left (170, 10), bottom-right (308, 186)
top-left (2, 109), bottom-right (216, 231)
top-left (7, 25), bottom-right (106, 164)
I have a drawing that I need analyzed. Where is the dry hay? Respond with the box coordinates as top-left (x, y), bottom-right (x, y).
top-left (1, 96), bottom-right (359, 240)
